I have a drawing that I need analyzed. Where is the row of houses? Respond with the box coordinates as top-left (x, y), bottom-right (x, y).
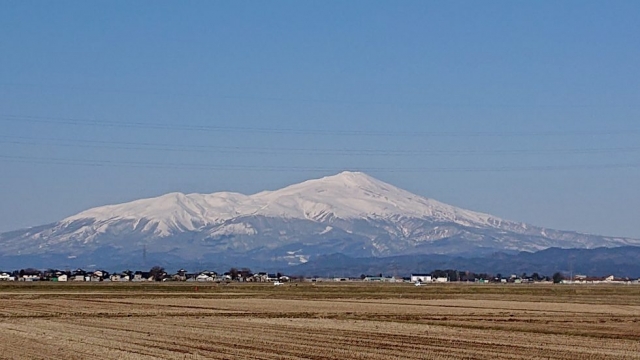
top-left (2, 269), bottom-right (638, 284)
top-left (0, 269), bottom-right (146, 282)
top-left (358, 274), bottom-right (450, 283)
top-left (0, 269), bottom-right (291, 283)
top-left (0, 270), bottom-right (479, 284)
top-left (323, 273), bottom-right (640, 284)
top-left (561, 275), bottom-right (637, 284)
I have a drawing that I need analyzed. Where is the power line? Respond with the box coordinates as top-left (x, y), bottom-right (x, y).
top-left (1, 135), bottom-right (640, 156)
top-left (1, 154), bottom-right (639, 173)
top-left (3, 82), bottom-right (635, 109)
top-left (2, 114), bottom-right (639, 137)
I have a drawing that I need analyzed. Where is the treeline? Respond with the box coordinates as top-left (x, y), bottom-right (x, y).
top-left (430, 269), bottom-right (553, 282)
top-left (355, 269), bottom-right (558, 283)
top-left (429, 270), bottom-right (570, 283)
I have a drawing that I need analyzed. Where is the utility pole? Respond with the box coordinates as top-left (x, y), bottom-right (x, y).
top-left (143, 244), bottom-right (147, 268)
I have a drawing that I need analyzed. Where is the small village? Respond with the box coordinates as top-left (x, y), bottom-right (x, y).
top-left (0, 267), bottom-right (638, 285)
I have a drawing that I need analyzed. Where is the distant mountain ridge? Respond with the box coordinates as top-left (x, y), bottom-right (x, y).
top-left (1, 171), bottom-right (638, 269)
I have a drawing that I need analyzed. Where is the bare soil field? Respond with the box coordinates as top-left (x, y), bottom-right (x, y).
top-left (0, 283), bottom-right (638, 359)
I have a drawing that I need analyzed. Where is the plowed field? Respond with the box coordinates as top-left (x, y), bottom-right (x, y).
top-left (0, 283), bottom-right (638, 359)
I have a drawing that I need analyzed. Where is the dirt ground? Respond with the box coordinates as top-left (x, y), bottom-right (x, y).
top-left (0, 282), bottom-right (638, 359)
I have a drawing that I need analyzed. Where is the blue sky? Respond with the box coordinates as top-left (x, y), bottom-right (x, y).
top-left (1, 1), bottom-right (639, 237)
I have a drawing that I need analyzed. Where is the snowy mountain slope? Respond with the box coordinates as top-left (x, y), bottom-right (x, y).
top-left (63, 191), bottom-right (259, 236)
top-left (1, 171), bottom-right (638, 268)
top-left (251, 172), bottom-right (501, 227)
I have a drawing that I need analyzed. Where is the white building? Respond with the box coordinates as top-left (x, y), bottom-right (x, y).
top-left (411, 274), bottom-right (432, 283)
top-left (21, 274), bottom-right (40, 281)
top-left (196, 273), bottom-right (214, 282)
top-left (0, 273), bottom-right (15, 281)
top-left (435, 277), bottom-right (449, 283)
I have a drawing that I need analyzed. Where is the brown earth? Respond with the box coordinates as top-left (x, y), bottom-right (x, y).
top-left (0, 282), bottom-right (638, 359)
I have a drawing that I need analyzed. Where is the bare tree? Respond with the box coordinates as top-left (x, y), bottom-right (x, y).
top-left (239, 268), bottom-right (252, 278)
top-left (149, 266), bottom-right (165, 281)
top-left (228, 267), bottom-right (239, 280)
top-left (552, 272), bottom-right (565, 284)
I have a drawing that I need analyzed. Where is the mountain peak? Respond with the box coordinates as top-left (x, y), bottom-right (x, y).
top-left (321, 171), bottom-right (382, 187)
top-left (248, 171), bottom-right (502, 226)
top-left (301, 171), bottom-right (394, 192)
top-left (326, 170), bottom-right (374, 180)
top-left (332, 170), bottom-right (370, 179)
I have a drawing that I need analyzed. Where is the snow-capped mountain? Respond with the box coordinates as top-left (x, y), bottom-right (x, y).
top-left (1, 171), bottom-right (638, 268)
